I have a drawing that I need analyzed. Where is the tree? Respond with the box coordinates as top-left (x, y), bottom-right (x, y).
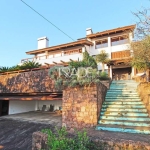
top-left (131, 7), bottom-right (150, 81)
top-left (69, 50), bottom-right (97, 69)
top-left (95, 50), bottom-right (109, 72)
top-left (133, 8), bottom-right (150, 39)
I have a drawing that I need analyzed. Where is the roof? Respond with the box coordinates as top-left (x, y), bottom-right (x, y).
top-left (87, 24), bottom-right (136, 38)
top-left (26, 39), bottom-right (93, 55)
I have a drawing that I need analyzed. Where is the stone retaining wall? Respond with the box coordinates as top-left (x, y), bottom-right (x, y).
top-left (62, 82), bottom-right (107, 129)
top-left (137, 82), bottom-right (150, 116)
top-left (32, 131), bottom-right (150, 150)
top-left (0, 69), bottom-right (59, 93)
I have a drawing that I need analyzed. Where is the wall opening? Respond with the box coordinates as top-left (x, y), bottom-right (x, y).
top-left (0, 100), bottom-right (9, 116)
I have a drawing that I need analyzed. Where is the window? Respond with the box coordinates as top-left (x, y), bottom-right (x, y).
top-left (95, 39), bottom-right (108, 49)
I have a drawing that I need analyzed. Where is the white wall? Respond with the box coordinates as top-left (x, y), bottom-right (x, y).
top-left (35, 53), bottom-right (83, 65)
top-left (9, 100), bottom-right (62, 114)
top-left (37, 100), bottom-right (62, 111)
top-left (9, 101), bottom-right (37, 115)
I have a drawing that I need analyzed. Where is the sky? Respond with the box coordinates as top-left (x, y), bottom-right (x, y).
top-left (0, 0), bottom-right (150, 66)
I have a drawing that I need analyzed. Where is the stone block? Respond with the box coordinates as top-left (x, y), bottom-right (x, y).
top-left (81, 106), bottom-right (85, 112)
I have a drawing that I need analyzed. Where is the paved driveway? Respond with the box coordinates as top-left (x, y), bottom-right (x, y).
top-left (1, 112), bottom-right (150, 149)
top-left (2, 111), bottom-right (62, 126)
top-left (0, 112), bottom-right (62, 150)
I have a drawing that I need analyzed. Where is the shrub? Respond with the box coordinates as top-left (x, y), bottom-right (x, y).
top-left (99, 72), bottom-right (110, 80)
top-left (69, 51), bottom-right (97, 69)
top-left (41, 127), bottom-right (100, 150)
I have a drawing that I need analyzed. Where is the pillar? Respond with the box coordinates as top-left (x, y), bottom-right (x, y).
top-left (131, 67), bottom-right (136, 78)
top-left (110, 65), bottom-right (112, 79)
top-left (108, 37), bottom-right (111, 59)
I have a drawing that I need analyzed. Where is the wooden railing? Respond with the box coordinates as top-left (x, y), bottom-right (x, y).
top-left (21, 49), bottom-right (82, 63)
top-left (111, 50), bottom-right (130, 59)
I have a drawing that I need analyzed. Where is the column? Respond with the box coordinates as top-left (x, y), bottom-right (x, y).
top-left (61, 51), bottom-right (64, 56)
top-left (108, 37), bottom-right (111, 59)
top-left (110, 65), bottom-right (112, 79)
top-left (131, 67), bottom-right (136, 78)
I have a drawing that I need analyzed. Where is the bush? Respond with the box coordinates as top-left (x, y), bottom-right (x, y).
top-left (41, 127), bottom-right (100, 150)
top-left (99, 72), bottom-right (110, 80)
top-left (42, 127), bottom-right (88, 150)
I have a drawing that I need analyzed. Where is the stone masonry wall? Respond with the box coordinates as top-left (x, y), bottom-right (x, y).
top-left (62, 82), bottom-right (107, 129)
top-left (137, 82), bottom-right (150, 116)
top-left (0, 69), bottom-right (59, 93)
top-left (32, 131), bottom-right (150, 150)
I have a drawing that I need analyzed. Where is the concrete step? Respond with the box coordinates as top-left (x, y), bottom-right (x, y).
top-left (112, 80), bottom-right (138, 83)
top-left (110, 84), bottom-right (137, 86)
top-left (103, 101), bottom-right (143, 105)
top-left (102, 104), bottom-right (145, 109)
top-left (100, 116), bottom-right (150, 121)
top-left (99, 119), bottom-right (150, 127)
top-left (110, 87), bottom-right (137, 89)
top-left (105, 96), bottom-right (140, 99)
top-left (100, 111), bottom-right (148, 117)
top-left (96, 80), bottom-right (149, 134)
top-left (106, 92), bottom-right (139, 94)
top-left (101, 108), bottom-right (147, 112)
top-left (95, 124), bottom-right (150, 134)
top-left (108, 88), bottom-right (137, 92)
top-left (106, 92), bottom-right (138, 94)
top-left (105, 98), bottom-right (141, 101)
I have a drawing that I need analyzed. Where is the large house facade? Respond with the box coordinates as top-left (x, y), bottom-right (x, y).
top-left (0, 24), bottom-right (137, 117)
top-left (22, 24), bottom-right (136, 80)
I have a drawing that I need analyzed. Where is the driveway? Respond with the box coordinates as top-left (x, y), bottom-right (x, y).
top-left (1, 111), bottom-right (62, 126)
top-left (0, 112), bottom-right (62, 150)
top-left (1, 112), bottom-right (150, 149)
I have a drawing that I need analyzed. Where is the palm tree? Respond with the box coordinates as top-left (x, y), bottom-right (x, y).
top-left (95, 50), bottom-right (109, 72)
top-left (21, 61), bottom-right (41, 69)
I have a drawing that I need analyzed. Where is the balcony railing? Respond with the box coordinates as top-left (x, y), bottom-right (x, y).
top-left (111, 39), bottom-right (129, 46)
top-left (21, 49), bottom-right (82, 63)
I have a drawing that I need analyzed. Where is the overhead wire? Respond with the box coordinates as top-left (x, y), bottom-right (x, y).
top-left (20, 0), bottom-right (75, 41)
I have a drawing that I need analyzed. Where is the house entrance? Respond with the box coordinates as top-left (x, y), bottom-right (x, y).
top-left (112, 67), bottom-right (131, 80)
top-left (0, 100), bottom-right (9, 116)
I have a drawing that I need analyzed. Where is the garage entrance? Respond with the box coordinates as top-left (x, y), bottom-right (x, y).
top-left (0, 100), bottom-right (9, 116)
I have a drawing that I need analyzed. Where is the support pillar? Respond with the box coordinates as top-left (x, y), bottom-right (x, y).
top-left (108, 37), bottom-right (111, 59)
top-left (110, 65), bottom-right (112, 79)
top-left (131, 67), bottom-right (136, 78)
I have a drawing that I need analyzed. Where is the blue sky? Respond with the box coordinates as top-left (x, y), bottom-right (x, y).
top-left (0, 0), bottom-right (149, 66)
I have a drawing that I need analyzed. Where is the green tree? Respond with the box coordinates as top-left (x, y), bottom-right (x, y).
top-left (95, 50), bottom-right (109, 72)
top-left (69, 50), bottom-right (97, 69)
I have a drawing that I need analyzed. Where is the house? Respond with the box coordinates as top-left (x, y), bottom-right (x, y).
top-left (22, 24), bottom-right (136, 81)
top-left (0, 24), bottom-right (136, 116)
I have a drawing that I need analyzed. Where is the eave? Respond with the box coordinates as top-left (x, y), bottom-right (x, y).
top-left (87, 24), bottom-right (136, 39)
top-left (26, 40), bottom-right (93, 55)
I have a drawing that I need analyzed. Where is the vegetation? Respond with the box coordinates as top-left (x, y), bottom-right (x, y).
top-left (48, 51), bottom-right (109, 89)
top-left (42, 127), bottom-right (105, 150)
top-left (95, 50), bottom-right (109, 72)
top-left (131, 7), bottom-right (150, 81)
top-left (0, 61), bottom-right (41, 73)
top-left (69, 50), bottom-right (97, 69)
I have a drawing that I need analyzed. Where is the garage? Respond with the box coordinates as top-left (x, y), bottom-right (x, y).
top-left (0, 92), bottom-right (62, 115)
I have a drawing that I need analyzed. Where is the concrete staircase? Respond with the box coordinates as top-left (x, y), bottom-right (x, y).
top-left (96, 80), bottom-right (150, 134)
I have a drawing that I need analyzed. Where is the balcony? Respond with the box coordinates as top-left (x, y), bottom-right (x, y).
top-left (111, 39), bottom-right (129, 46)
top-left (21, 49), bottom-right (82, 65)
